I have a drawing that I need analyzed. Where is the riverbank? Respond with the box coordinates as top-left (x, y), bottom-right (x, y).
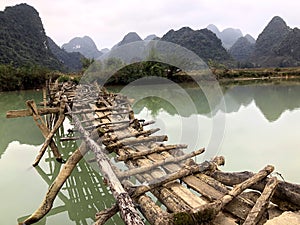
top-left (214, 67), bottom-right (300, 80)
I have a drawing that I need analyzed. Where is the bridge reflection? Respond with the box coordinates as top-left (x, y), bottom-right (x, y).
top-left (18, 125), bottom-right (123, 225)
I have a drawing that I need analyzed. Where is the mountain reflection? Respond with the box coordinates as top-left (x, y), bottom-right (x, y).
top-left (129, 83), bottom-right (300, 122)
top-left (2, 83), bottom-right (300, 159)
top-left (0, 90), bottom-right (44, 158)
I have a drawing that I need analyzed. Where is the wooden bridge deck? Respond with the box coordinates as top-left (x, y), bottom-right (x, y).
top-left (7, 80), bottom-right (300, 225)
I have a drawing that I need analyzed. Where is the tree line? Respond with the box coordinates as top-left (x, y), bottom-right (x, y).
top-left (0, 63), bottom-right (58, 91)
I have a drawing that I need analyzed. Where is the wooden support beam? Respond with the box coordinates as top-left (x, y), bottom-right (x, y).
top-left (243, 177), bottom-right (278, 225)
top-left (95, 156), bottom-right (225, 223)
top-left (32, 99), bottom-right (66, 167)
top-left (129, 156), bottom-right (223, 199)
top-left (6, 107), bottom-right (60, 118)
top-left (26, 100), bottom-right (62, 163)
top-left (95, 204), bottom-right (119, 225)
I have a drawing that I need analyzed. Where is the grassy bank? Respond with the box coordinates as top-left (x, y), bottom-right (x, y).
top-left (214, 67), bottom-right (300, 80)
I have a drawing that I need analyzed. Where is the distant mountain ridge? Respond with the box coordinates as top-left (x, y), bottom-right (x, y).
top-left (207, 24), bottom-right (243, 49)
top-left (112, 32), bottom-right (143, 49)
top-left (250, 16), bottom-right (295, 67)
top-left (1, 3), bottom-right (300, 73)
top-left (161, 27), bottom-right (231, 63)
top-left (229, 36), bottom-right (255, 62)
top-left (47, 37), bottom-right (83, 72)
top-left (62, 36), bottom-right (102, 59)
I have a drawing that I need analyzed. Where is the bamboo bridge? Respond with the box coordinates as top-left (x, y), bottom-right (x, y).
top-left (6, 80), bottom-right (300, 225)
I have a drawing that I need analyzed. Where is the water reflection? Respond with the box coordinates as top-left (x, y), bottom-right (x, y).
top-left (0, 90), bottom-right (121, 225)
top-left (121, 83), bottom-right (300, 122)
top-left (224, 84), bottom-right (300, 122)
top-left (0, 91), bottom-right (44, 158)
top-left (127, 82), bottom-right (300, 183)
top-left (17, 125), bottom-right (122, 225)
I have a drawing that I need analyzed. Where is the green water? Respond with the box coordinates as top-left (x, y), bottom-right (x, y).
top-left (1, 82), bottom-right (300, 224)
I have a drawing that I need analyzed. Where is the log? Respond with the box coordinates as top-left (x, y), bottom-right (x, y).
top-left (243, 177), bottom-right (278, 225)
top-left (101, 120), bottom-right (155, 133)
top-left (117, 144), bottom-right (188, 161)
top-left (26, 100), bottom-right (62, 162)
top-left (6, 107), bottom-right (60, 118)
top-left (117, 148), bottom-right (205, 179)
top-left (84, 119), bottom-right (135, 130)
top-left (95, 204), bottom-right (119, 225)
top-left (65, 103), bottom-right (145, 225)
top-left (66, 105), bottom-right (127, 115)
top-left (106, 135), bottom-right (168, 152)
top-left (137, 195), bottom-right (171, 225)
top-left (104, 128), bottom-right (160, 145)
top-left (211, 170), bottom-right (300, 210)
top-left (32, 100), bottom-right (66, 167)
top-left (19, 143), bottom-right (87, 225)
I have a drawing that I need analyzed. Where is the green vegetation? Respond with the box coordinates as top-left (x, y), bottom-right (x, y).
top-left (81, 52), bottom-right (182, 85)
top-left (0, 64), bottom-right (59, 91)
top-left (0, 4), bottom-right (62, 70)
top-left (213, 67), bottom-right (300, 81)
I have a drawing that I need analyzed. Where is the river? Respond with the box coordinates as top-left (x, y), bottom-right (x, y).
top-left (1, 81), bottom-right (300, 225)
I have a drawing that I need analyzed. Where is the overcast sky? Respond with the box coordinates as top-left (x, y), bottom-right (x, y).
top-left (1, 0), bottom-right (299, 49)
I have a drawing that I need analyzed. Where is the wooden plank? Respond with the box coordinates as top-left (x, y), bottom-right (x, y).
top-left (168, 182), bottom-right (207, 208)
top-left (183, 165), bottom-right (274, 224)
top-left (184, 174), bottom-right (254, 220)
